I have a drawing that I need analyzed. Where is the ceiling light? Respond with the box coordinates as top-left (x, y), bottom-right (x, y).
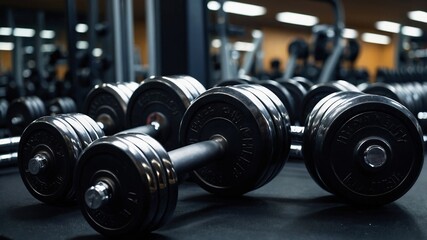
top-left (0, 27), bottom-right (12, 36)
top-left (234, 41), bottom-right (254, 52)
top-left (276, 12), bottom-right (319, 27)
top-left (375, 21), bottom-right (423, 37)
top-left (75, 23), bottom-right (88, 33)
top-left (207, 1), bottom-right (266, 17)
top-left (342, 28), bottom-right (358, 39)
top-left (402, 26), bottom-right (423, 37)
top-left (207, 1), bottom-right (221, 11)
top-left (40, 30), bottom-right (55, 39)
top-left (375, 21), bottom-right (400, 33)
top-left (0, 42), bottom-right (14, 51)
top-left (13, 28), bottom-right (35, 37)
top-left (361, 33), bottom-right (390, 45)
top-left (408, 10), bottom-right (427, 23)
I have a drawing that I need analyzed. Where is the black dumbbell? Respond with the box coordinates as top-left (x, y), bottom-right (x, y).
top-left (18, 76), bottom-right (205, 204)
top-left (76, 86), bottom-right (423, 236)
top-left (6, 96), bottom-right (77, 135)
top-left (301, 90), bottom-right (423, 205)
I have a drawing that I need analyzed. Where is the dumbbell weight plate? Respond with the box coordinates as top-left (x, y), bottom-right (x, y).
top-left (18, 116), bottom-right (83, 204)
top-left (180, 87), bottom-right (275, 195)
top-left (77, 136), bottom-right (159, 236)
top-left (83, 83), bottom-right (130, 135)
top-left (119, 134), bottom-right (169, 231)
top-left (7, 97), bottom-right (40, 135)
top-left (214, 78), bottom-right (253, 87)
top-left (59, 115), bottom-right (93, 148)
top-left (303, 91), bottom-right (361, 193)
top-left (259, 80), bottom-right (297, 125)
top-left (314, 94), bottom-right (423, 205)
top-left (28, 96), bottom-right (45, 122)
top-left (247, 85), bottom-right (291, 184)
top-left (178, 75), bottom-right (206, 96)
top-left (133, 134), bottom-right (178, 230)
top-left (238, 85), bottom-right (283, 188)
top-left (393, 84), bottom-right (416, 114)
top-left (300, 82), bottom-right (347, 125)
top-left (170, 76), bottom-right (199, 101)
top-left (292, 76), bottom-right (313, 91)
top-left (362, 83), bottom-right (402, 103)
top-left (126, 76), bottom-right (194, 150)
top-left (332, 80), bottom-right (359, 92)
top-left (277, 79), bottom-right (307, 123)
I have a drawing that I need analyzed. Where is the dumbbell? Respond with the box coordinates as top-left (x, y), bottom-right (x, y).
top-left (300, 80), bottom-right (359, 123)
top-left (6, 96), bottom-right (77, 135)
top-left (0, 96), bottom-right (77, 167)
top-left (76, 86), bottom-right (423, 237)
top-left (18, 76), bottom-right (205, 204)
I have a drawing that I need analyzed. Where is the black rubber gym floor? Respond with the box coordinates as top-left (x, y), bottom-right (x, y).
top-left (1, 159), bottom-right (426, 239)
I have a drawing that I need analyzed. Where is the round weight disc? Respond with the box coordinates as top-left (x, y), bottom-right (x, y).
top-left (59, 115), bottom-right (93, 148)
top-left (277, 79), bottom-right (307, 124)
top-left (77, 136), bottom-right (159, 237)
top-left (292, 76), bottom-right (313, 91)
top-left (248, 84), bottom-right (291, 184)
top-left (303, 91), bottom-right (361, 193)
top-left (260, 80), bottom-right (297, 125)
top-left (178, 75), bottom-right (206, 96)
top-left (172, 76), bottom-right (199, 101)
top-left (180, 86), bottom-right (275, 195)
top-left (83, 83), bottom-right (130, 135)
top-left (333, 80), bottom-right (359, 91)
top-left (119, 133), bottom-right (169, 231)
top-left (18, 116), bottom-right (82, 204)
top-left (76, 114), bottom-right (105, 140)
top-left (133, 134), bottom-right (178, 230)
top-left (362, 83), bottom-right (402, 103)
top-left (126, 77), bottom-right (193, 150)
top-left (300, 82), bottom-right (348, 124)
top-left (314, 94), bottom-right (423, 205)
top-left (7, 97), bottom-right (39, 135)
top-left (237, 85), bottom-right (281, 188)
top-left (214, 78), bottom-right (251, 87)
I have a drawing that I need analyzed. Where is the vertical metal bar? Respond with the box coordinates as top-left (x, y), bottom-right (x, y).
top-left (35, 11), bottom-right (45, 86)
top-left (146, 0), bottom-right (160, 76)
top-left (66, 0), bottom-right (80, 108)
top-left (8, 9), bottom-right (24, 97)
top-left (88, 0), bottom-right (98, 81)
top-left (123, 0), bottom-right (135, 82)
top-left (239, 30), bottom-right (263, 77)
top-left (187, 0), bottom-right (210, 87)
top-left (112, 0), bottom-right (123, 83)
top-left (217, 0), bottom-right (234, 80)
